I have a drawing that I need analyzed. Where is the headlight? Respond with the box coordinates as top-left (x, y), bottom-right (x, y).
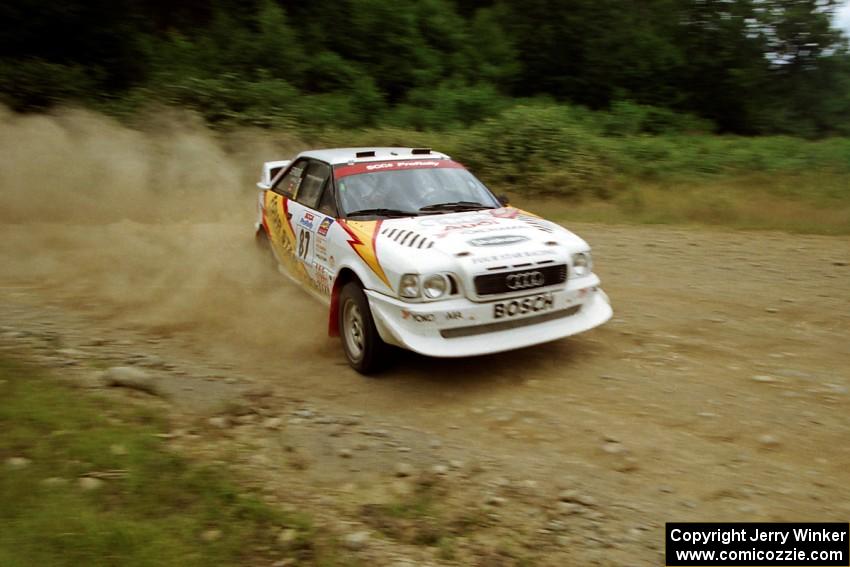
top-left (422, 274), bottom-right (449, 299)
top-left (571, 252), bottom-right (592, 277)
top-left (399, 274), bottom-right (420, 298)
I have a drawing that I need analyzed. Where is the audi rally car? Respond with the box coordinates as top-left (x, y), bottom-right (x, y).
top-left (254, 148), bottom-right (612, 373)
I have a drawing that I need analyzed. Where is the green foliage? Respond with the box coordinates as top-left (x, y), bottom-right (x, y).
top-left (596, 101), bottom-right (715, 136)
top-left (608, 134), bottom-right (850, 178)
top-left (0, 59), bottom-right (98, 110)
top-left (148, 73), bottom-right (300, 127)
top-left (253, 0), bottom-right (304, 81)
top-left (310, 99), bottom-right (849, 226)
top-left (2, 0), bottom-right (848, 135)
top-left (458, 104), bottom-right (615, 197)
top-left (386, 81), bottom-right (509, 130)
top-left (465, 6), bottom-right (520, 86)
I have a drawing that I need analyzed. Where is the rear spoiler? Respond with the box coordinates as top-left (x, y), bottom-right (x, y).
top-left (257, 160), bottom-right (292, 189)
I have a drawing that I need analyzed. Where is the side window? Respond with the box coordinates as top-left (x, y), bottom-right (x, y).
top-left (268, 166), bottom-right (285, 183)
top-left (273, 158), bottom-right (308, 198)
top-left (296, 160), bottom-right (331, 210)
top-left (317, 182), bottom-right (338, 217)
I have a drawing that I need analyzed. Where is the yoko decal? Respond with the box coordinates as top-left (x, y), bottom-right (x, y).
top-left (402, 310), bottom-right (436, 323)
top-left (493, 293), bottom-right (554, 319)
top-left (468, 235), bottom-right (529, 247)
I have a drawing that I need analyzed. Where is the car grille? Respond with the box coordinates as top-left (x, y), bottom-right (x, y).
top-left (473, 264), bottom-right (567, 296)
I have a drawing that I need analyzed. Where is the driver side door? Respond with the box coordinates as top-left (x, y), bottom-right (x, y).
top-left (287, 159), bottom-right (333, 293)
top-left (264, 158), bottom-right (307, 279)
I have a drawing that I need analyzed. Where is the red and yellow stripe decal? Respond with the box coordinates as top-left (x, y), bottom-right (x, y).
top-left (262, 192), bottom-right (309, 280)
top-left (338, 219), bottom-right (390, 288)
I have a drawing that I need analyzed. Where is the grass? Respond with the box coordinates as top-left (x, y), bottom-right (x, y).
top-left (309, 112), bottom-right (850, 235)
top-left (508, 173), bottom-right (850, 235)
top-left (0, 357), bottom-right (341, 567)
top-left (358, 482), bottom-right (493, 559)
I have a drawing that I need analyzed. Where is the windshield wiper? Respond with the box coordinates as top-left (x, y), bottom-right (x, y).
top-left (345, 208), bottom-right (418, 218)
top-left (418, 201), bottom-right (495, 213)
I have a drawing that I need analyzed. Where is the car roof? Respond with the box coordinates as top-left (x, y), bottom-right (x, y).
top-left (296, 147), bottom-right (451, 166)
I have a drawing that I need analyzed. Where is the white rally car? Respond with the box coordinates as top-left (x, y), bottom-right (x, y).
top-left (254, 148), bottom-right (612, 373)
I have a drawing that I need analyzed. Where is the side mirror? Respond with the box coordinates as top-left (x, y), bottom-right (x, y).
top-left (497, 194), bottom-right (510, 206)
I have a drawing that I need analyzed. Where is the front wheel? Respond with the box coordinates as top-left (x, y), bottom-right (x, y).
top-left (338, 282), bottom-right (389, 375)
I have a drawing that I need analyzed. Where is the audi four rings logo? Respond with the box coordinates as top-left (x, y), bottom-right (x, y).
top-left (505, 271), bottom-right (545, 290)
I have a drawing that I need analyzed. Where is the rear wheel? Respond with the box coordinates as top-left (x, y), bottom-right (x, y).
top-left (255, 227), bottom-right (271, 251)
top-left (254, 228), bottom-right (279, 270)
top-left (339, 282), bottom-right (389, 375)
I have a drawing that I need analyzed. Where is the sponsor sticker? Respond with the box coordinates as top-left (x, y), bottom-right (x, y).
top-left (432, 219), bottom-right (498, 238)
top-left (488, 207), bottom-right (520, 219)
top-left (401, 310), bottom-right (436, 323)
top-left (312, 265), bottom-right (331, 295)
top-left (334, 159), bottom-right (464, 179)
top-left (462, 224), bottom-right (527, 235)
top-left (418, 212), bottom-right (493, 227)
top-left (318, 217), bottom-right (334, 236)
top-left (366, 160), bottom-right (440, 171)
top-left (265, 198), bottom-right (284, 236)
top-left (468, 235), bottom-right (529, 247)
top-left (299, 212), bottom-right (315, 230)
top-left (471, 249), bottom-right (556, 264)
top-left (493, 293), bottom-right (555, 319)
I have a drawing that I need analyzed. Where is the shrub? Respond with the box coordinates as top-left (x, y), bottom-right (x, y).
top-left (457, 104), bottom-right (613, 196)
top-left (386, 81), bottom-right (509, 130)
top-left (597, 101), bottom-right (715, 136)
top-left (0, 59), bottom-right (98, 111)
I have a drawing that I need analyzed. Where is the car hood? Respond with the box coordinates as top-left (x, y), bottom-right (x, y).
top-left (375, 207), bottom-right (588, 269)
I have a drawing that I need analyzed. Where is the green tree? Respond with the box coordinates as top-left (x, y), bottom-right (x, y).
top-left (465, 5), bottom-right (520, 87)
top-left (343, 0), bottom-right (443, 100)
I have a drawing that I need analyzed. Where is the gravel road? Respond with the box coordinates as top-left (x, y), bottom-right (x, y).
top-left (2, 109), bottom-right (847, 565)
top-left (2, 217), bottom-right (848, 566)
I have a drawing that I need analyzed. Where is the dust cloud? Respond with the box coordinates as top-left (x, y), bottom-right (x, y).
top-left (0, 105), bottom-right (329, 358)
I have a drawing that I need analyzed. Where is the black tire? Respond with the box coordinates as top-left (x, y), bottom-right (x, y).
top-left (255, 227), bottom-right (271, 251)
top-left (254, 228), bottom-right (279, 269)
top-left (338, 281), bottom-right (390, 375)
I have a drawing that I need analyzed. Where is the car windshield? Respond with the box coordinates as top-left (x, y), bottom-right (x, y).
top-left (336, 166), bottom-right (499, 218)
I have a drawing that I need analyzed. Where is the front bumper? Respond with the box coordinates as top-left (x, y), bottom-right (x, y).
top-left (365, 275), bottom-right (612, 358)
